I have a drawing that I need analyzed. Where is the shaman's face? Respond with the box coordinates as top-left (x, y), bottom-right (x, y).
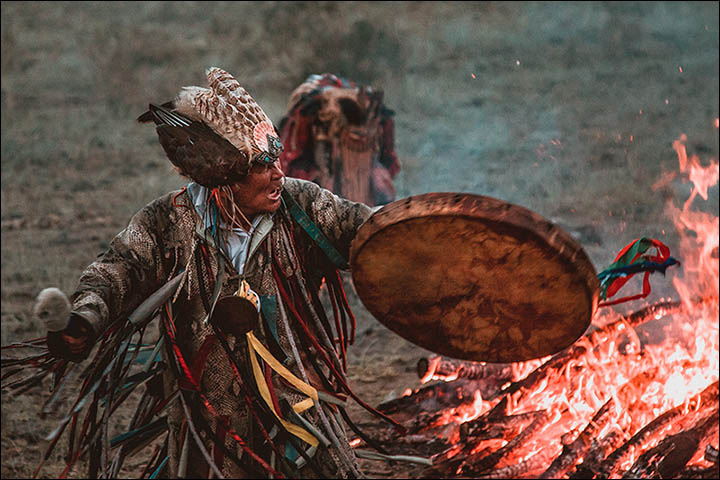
top-left (232, 160), bottom-right (285, 217)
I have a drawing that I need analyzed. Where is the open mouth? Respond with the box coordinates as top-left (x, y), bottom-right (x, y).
top-left (268, 185), bottom-right (282, 200)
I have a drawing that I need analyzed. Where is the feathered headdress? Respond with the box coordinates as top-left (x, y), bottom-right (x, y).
top-left (139, 67), bottom-right (283, 187)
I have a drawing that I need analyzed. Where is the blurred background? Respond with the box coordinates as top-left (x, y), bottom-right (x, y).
top-left (1, 2), bottom-right (718, 477)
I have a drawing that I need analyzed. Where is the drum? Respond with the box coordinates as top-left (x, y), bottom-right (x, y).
top-left (349, 193), bottom-right (599, 363)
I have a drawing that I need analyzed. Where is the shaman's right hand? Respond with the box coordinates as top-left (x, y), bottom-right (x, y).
top-left (34, 288), bottom-right (94, 361)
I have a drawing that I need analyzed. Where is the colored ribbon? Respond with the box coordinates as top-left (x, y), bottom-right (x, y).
top-left (598, 237), bottom-right (680, 307)
top-left (246, 330), bottom-right (319, 447)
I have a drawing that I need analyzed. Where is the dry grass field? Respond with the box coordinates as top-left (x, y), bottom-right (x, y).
top-left (1, 2), bottom-right (718, 478)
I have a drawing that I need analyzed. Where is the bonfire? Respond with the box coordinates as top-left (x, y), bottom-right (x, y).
top-left (355, 134), bottom-right (719, 479)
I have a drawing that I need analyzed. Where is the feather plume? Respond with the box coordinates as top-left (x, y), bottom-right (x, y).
top-left (138, 67), bottom-right (283, 187)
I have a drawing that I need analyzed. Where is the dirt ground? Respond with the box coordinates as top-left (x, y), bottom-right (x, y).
top-left (1, 2), bottom-right (718, 478)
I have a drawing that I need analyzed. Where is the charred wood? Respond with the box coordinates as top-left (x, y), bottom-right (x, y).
top-left (416, 356), bottom-right (513, 382)
top-left (462, 409), bottom-right (552, 475)
top-left (541, 366), bottom-right (664, 479)
top-left (674, 465), bottom-right (720, 479)
top-left (377, 379), bottom-right (470, 415)
top-left (622, 407), bottom-right (719, 479)
top-left (459, 410), bottom-right (544, 442)
top-left (475, 448), bottom-right (556, 479)
top-left (570, 429), bottom-right (626, 479)
top-left (540, 397), bottom-right (616, 478)
top-left (598, 380), bottom-right (719, 478)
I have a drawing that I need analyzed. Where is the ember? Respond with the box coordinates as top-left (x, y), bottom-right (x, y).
top-left (360, 136), bottom-right (719, 479)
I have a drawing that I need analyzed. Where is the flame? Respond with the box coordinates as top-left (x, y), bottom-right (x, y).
top-left (419, 134), bottom-right (718, 475)
top-left (419, 355), bottom-right (443, 384)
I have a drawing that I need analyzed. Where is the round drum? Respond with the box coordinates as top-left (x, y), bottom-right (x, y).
top-left (349, 193), bottom-right (599, 363)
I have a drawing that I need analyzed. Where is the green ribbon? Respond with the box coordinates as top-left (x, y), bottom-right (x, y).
top-left (281, 189), bottom-right (349, 270)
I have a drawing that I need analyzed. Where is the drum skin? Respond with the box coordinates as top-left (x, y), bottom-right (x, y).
top-left (349, 193), bottom-right (600, 363)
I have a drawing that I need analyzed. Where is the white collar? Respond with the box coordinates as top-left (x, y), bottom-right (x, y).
top-left (186, 182), bottom-right (264, 235)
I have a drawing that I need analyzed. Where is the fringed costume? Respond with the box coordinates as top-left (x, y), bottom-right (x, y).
top-left (70, 177), bottom-right (388, 478)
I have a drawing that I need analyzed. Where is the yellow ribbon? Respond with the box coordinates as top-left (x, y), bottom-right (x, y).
top-left (246, 330), bottom-right (319, 447)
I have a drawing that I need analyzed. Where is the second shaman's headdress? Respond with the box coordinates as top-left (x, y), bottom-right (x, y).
top-left (139, 67), bottom-right (283, 187)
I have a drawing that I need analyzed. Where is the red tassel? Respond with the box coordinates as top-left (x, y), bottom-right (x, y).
top-left (273, 262), bottom-right (406, 435)
top-left (326, 278), bottom-right (347, 371)
top-left (162, 303), bottom-right (282, 478)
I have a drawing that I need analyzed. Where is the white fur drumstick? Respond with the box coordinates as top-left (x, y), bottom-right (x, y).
top-left (33, 288), bottom-right (71, 332)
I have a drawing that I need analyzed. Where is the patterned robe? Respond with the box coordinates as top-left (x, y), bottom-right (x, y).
top-left (69, 177), bottom-right (372, 478)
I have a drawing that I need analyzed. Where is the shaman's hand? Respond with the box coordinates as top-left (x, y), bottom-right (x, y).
top-left (34, 287), bottom-right (94, 361)
top-left (59, 318), bottom-right (91, 356)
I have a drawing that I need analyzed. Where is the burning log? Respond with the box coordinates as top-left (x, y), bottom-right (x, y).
top-left (416, 356), bottom-right (513, 383)
top-left (570, 429), bottom-right (626, 479)
top-left (438, 344), bottom-right (660, 473)
top-left (377, 357), bottom-right (516, 420)
top-left (675, 465), bottom-right (720, 479)
top-left (540, 397), bottom-right (616, 478)
top-left (428, 410), bottom-right (554, 478)
top-left (425, 410), bottom-right (547, 477)
top-left (377, 379), bottom-right (471, 415)
top-left (462, 409), bottom-right (552, 475)
top-left (596, 380), bottom-right (719, 478)
top-left (622, 407), bottom-right (719, 479)
top-left (540, 366), bottom-right (669, 478)
top-left (475, 448), bottom-right (556, 479)
top-left (459, 410), bottom-right (543, 441)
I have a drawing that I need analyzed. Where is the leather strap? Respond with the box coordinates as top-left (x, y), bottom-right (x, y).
top-left (281, 189), bottom-right (349, 270)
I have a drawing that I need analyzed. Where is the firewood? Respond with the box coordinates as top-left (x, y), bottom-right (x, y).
top-left (475, 448), bottom-right (556, 479)
top-left (377, 379), bottom-right (470, 414)
top-left (540, 366), bottom-right (665, 478)
top-left (460, 410), bottom-right (544, 441)
top-left (462, 410), bottom-right (552, 474)
top-left (674, 465), bottom-right (720, 479)
top-left (570, 429), bottom-right (625, 478)
top-left (622, 407), bottom-right (719, 479)
top-left (416, 356), bottom-right (513, 382)
top-left (597, 380), bottom-right (719, 478)
top-left (540, 398), bottom-right (616, 478)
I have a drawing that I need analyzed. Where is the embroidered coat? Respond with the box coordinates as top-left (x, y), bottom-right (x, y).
top-left (69, 177), bottom-right (372, 478)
